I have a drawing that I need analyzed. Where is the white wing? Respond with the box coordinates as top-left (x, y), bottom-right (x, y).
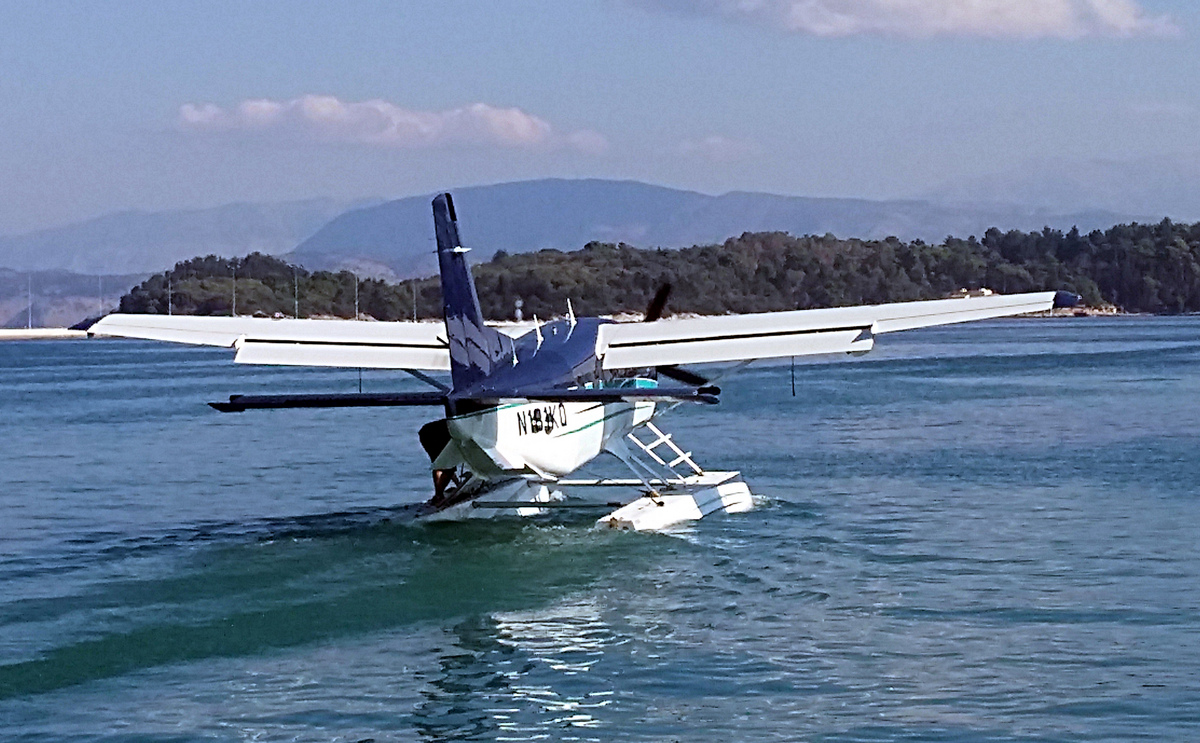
top-left (597, 292), bottom-right (1057, 369)
top-left (89, 314), bottom-right (450, 370)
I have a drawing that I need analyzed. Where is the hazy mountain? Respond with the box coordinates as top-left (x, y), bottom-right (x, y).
top-left (924, 156), bottom-right (1200, 221)
top-left (288, 179), bottom-right (1146, 276)
top-left (0, 268), bottom-right (146, 328)
top-left (0, 199), bottom-right (378, 275)
top-left (0, 179), bottom-right (1152, 282)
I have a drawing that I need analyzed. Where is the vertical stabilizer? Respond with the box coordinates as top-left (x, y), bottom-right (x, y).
top-left (432, 193), bottom-right (504, 391)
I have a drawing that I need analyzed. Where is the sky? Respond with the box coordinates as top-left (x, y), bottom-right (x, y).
top-left (1, 0), bottom-right (1198, 233)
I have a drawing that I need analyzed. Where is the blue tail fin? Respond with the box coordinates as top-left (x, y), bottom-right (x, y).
top-left (432, 193), bottom-right (505, 391)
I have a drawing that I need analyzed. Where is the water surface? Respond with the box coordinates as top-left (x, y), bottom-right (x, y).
top-left (2, 317), bottom-right (1199, 741)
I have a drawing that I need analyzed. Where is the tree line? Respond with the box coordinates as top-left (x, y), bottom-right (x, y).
top-left (117, 219), bottom-right (1200, 320)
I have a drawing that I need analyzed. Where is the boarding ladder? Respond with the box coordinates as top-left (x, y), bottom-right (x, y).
top-left (626, 421), bottom-right (704, 480)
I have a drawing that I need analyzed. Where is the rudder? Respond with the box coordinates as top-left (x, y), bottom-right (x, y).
top-left (432, 193), bottom-right (505, 391)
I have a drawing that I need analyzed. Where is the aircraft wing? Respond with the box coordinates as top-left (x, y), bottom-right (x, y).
top-left (597, 291), bottom-right (1060, 369)
top-left (88, 314), bottom-right (451, 370)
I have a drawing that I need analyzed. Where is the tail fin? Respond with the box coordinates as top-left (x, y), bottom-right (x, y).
top-left (432, 193), bottom-right (504, 391)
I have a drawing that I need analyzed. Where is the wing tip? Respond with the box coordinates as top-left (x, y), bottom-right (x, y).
top-left (1053, 291), bottom-right (1083, 309)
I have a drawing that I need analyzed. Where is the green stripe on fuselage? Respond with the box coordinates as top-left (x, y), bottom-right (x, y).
top-left (450, 401), bottom-right (525, 421)
top-left (556, 403), bottom-right (636, 437)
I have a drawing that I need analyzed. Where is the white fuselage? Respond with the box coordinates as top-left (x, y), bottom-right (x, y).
top-left (439, 399), bottom-right (656, 480)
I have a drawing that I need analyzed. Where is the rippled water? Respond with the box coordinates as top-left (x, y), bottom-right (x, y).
top-left (2, 317), bottom-right (1199, 741)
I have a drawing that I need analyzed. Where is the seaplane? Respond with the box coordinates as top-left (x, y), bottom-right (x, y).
top-left (90, 193), bottom-right (1075, 531)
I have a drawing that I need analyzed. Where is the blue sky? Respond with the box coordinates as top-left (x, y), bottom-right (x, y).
top-left (1, 0), bottom-right (1197, 232)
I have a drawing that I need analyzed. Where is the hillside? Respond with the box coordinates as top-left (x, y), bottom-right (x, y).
top-left (288, 179), bottom-right (1143, 276)
top-left (118, 220), bottom-right (1200, 320)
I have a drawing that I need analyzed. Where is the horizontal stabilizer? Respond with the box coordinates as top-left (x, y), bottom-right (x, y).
top-left (210, 390), bottom-right (447, 412)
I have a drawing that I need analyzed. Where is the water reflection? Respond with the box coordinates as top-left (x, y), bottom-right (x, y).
top-left (412, 598), bottom-right (619, 741)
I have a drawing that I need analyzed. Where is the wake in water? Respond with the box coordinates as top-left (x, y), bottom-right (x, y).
top-left (0, 509), bottom-right (652, 700)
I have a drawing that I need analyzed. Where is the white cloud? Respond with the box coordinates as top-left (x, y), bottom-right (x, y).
top-left (634, 0), bottom-right (1178, 39)
top-left (178, 95), bottom-right (607, 153)
top-left (678, 135), bottom-right (763, 162)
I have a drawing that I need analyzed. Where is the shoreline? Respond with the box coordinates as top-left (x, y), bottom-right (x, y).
top-left (0, 328), bottom-right (88, 341)
top-left (1030, 306), bottom-right (1126, 318)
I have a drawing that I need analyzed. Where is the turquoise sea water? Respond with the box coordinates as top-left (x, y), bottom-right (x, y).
top-left (1, 317), bottom-right (1199, 741)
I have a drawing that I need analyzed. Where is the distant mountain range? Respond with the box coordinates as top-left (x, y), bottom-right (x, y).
top-left (0, 179), bottom-right (1152, 283)
top-left (0, 268), bottom-right (146, 328)
top-left (288, 179), bottom-right (1148, 277)
top-left (0, 198), bottom-right (374, 275)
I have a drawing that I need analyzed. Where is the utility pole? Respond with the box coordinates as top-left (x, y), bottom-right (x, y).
top-left (293, 267), bottom-right (299, 319)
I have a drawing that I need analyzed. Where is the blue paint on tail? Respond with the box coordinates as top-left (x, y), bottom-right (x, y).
top-left (432, 193), bottom-right (506, 393)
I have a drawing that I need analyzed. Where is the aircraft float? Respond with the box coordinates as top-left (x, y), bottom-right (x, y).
top-left (91, 193), bottom-right (1074, 531)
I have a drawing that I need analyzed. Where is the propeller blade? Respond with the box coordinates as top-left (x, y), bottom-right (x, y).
top-left (639, 282), bottom-right (709, 387)
top-left (657, 364), bottom-right (709, 387)
top-left (644, 283), bottom-right (671, 322)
